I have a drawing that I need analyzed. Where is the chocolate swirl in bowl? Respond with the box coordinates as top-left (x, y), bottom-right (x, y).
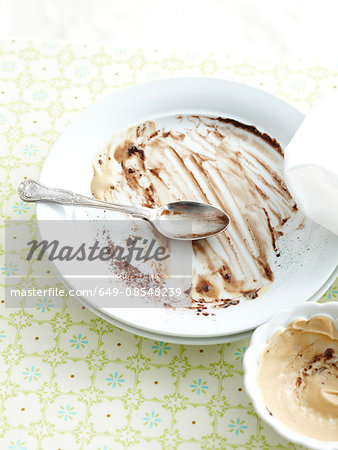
top-left (257, 315), bottom-right (338, 441)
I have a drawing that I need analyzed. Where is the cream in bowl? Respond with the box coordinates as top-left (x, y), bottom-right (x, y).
top-left (244, 302), bottom-right (338, 450)
top-left (258, 315), bottom-right (338, 442)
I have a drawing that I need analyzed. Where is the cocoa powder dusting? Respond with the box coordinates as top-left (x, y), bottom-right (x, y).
top-left (106, 238), bottom-right (165, 302)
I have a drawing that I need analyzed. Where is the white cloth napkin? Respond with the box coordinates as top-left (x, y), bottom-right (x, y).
top-left (284, 91), bottom-right (338, 235)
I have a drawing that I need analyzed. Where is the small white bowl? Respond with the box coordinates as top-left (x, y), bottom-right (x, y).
top-left (243, 302), bottom-right (338, 450)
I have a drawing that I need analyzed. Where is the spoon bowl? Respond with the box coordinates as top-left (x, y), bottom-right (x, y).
top-left (155, 201), bottom-right (230, 240)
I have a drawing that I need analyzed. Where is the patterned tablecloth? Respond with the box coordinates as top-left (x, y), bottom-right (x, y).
top-left (0, 38), bottom-right (337, 450)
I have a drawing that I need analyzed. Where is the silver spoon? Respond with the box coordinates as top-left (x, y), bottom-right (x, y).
top-left (18, 179), bottom-right (231, 240)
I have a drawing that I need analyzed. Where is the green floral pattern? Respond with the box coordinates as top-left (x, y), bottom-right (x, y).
top-left (0, 38), bottom-right (337, 449)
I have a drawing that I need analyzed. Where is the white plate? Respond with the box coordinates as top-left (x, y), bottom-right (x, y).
top-left (64, 263), bottom-right (337, 345)
top-left (45, 258), bottom-right (338, 345)
top-left (37, 77), bottom-right (338, 339)
top-left (75, 294), bottom-right (253, 345)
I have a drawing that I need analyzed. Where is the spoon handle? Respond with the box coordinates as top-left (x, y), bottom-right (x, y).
top-left (18, 179), bottom-right (150, 219)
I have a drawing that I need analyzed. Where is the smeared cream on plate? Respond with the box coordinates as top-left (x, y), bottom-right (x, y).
top-left (91, 116), bottom-right (298, 305)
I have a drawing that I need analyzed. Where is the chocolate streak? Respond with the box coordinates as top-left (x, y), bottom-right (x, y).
top-left (91, 116), bottom-right (298, 303)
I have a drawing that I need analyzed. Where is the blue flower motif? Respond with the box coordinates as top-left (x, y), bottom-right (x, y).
top-left (190, 378), bottom-right (209, 395)
top-left (152, 341), bottom-right (171, 356)
top-left (0, 113), bottom-right (7, 123)
top-left (42, 41), bottom-right (57, 49)
top-left (0, 331), bottom-right (6, 342)
top-left (58, 404), bottom-right (77, 421)
top-left (8, 439), bottom-right (27, 450)
top-left (22, 365), bottom-right (41, 382)
top-left (145, 72), bottom-right (161, 81)
top-left (74, 66), bottom-right (89, 78)
top-left (23, 144), bottom-right (39, 156)
top-left (142, 411), bottom-right (162, 428)
top-left (1, 61), bottom-right (17, 72)
top-left (1, 262), bottom-right (18, 277)
top-left (69, 333), bottom-right (88, 350)
top-left (324, 285), bottom-right (338, 300)
top-left (115, 48), bottom-right (127, 55)
top-left (33, 89), bottom-right (48, 102)
top-left (13, 201), bottom-right (30, 215)
top-left (234, 346), bottom-right (246, 363)
top-left (228, 418), bottom-right (248, 435)
top-left (292, 80), bottom-right (306, 93)
top-left (106, 372), bottom-right (125, 388)
top-left (35, 297), bottom-right (54, 313)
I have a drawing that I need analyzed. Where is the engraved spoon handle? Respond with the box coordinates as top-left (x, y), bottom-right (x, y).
top-left (18, 179), bottom-right (150, 219)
